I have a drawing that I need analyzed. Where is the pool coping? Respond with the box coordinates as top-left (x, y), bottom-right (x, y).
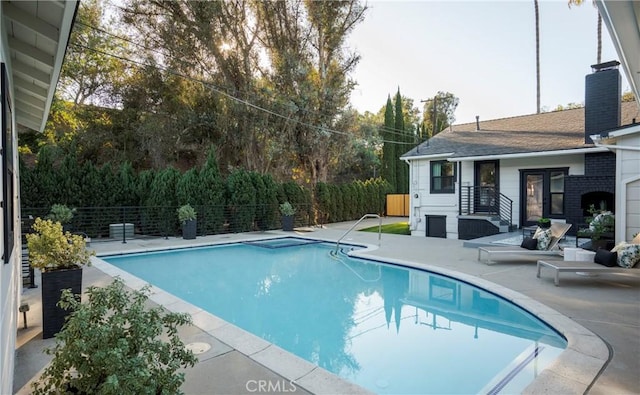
top-left (91, 235), bottom-right (608, 394)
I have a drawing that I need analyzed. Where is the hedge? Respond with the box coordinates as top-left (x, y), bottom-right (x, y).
top-left (20, 148), bottom-right (391, 236)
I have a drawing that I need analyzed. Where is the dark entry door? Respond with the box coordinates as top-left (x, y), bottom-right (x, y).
top-left (520, 169), bottom-right (567, 226)
top-left (474, 160), bottom-right (499, 213)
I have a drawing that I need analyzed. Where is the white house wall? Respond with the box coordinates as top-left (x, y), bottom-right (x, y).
top-left (408, 157), bottom-right (459, 238)
top-left (623, 178), bottom-right (640, 240)
top-left (495, 155), bottom-right (585, 229)
top-left (0, 30), bottom-right (20, 395)
top-left (409, 154), bottom-right (585, 239)
top-left (616, 133), bottom-right (640, 241)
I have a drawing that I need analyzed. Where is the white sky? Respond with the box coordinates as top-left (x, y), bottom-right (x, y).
top-left (347, 0), bottom-right (631, 124)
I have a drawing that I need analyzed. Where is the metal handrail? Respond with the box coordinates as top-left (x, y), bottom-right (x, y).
top-left (329, 251), bottom-right (382, 282)
top-left (497, 192), bottom-right (513, 227)
top-left (459, 186), bottom-right (513, 229)
top-left (335, 214), bottom-right (381, 253)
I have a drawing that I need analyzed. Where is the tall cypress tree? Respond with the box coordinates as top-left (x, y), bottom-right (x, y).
top-left (249, 172), bottom-right (269, 230)
top-left (118, 162), bottom-right (138, 207)
top-left (176, 168), bottom-right (200, 207)
top-left (145, 167), bottom-right (181, 236)
top-left (381, 95), bottom-right (396, 192)
top-left (394, 89), bottom-right (408, 194)
top-left (227, 169), bottom-right (256, 232)
top-left (260, 174), bottom-right (280, 229)
top-left (199, 147), bottom-right (226, 234)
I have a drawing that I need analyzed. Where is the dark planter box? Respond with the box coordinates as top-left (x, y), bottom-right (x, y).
top-left (589, 232), bottom-right (615, 251)
top-left (282, 215), bottom-right (294, 231)
top-left (182, 220), bottom-right (197, 240)
top-left (41, 267), bottom-right (82, 339)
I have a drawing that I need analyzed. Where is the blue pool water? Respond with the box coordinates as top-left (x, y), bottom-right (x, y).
top-left (103, 238), bottom-right (566, 394)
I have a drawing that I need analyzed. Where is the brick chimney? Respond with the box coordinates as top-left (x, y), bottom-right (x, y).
top-left (584, 61), bottom-right (621, 144)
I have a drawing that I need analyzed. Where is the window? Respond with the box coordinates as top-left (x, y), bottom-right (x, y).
top-left (430, 160), bottom-right (455, 194)
top-left (549, 171), bottom-right (565, 215)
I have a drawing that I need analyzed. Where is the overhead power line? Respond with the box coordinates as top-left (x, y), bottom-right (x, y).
top-left (71, 22), bottom-right (416, 146)
top-left (76, 21), bottom-right (416, 140)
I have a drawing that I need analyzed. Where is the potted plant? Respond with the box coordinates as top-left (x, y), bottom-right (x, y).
top-left (46, 204), bottom-right (76, 232)
top-left (31, 277), bottom-right (198, 394)
top-left (177, 204), bottom-right (197, 240)
top-left (537, 217), bottom-right (551, 229)
top-left (279, 202), bottom-right (296, 231)
top-left (26, 218), bottom-right (94, 338)
top-left (577, 205), bottom-right (615, 251)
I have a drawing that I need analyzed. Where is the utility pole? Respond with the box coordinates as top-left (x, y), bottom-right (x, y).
top-left (418, 96), bottom-right (438, 154)
top-left (420, 95), bottom-right (438, 138)
top-left (432, 96), bottom-right (438, 135)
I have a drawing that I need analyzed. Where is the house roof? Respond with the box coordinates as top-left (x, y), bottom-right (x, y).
top-left (401, 101), bottom-right (640, 160)
top-left (3, 1), bottom-right (79, 132)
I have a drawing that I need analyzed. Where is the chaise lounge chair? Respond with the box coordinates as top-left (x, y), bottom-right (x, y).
top-left (477, 222), bottom-right (572, 264)
top-left (536, 259), bottom-right (640, 286)
top-left (536, 236), bottom-right (640, 285)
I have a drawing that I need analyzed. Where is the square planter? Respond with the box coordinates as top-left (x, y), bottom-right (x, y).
top-left (41, 267), bottom-right (82, 339)
top-left (182, 219), bottom-right (197, 240)
top-left (282, 215), bottom-right (294, 231)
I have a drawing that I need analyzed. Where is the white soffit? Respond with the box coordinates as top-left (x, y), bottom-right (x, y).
top-left (597, 0), bottom-right (640, 107)
top-left (3, 0), bottom-right (78, 132)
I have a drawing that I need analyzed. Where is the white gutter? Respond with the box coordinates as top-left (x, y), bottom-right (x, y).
top-left (590, 134), bottom-right (640, 151)
top-left (400, 153), bottom-right (454, 161)
top-left (593, 143), bottom-right (640, 151)
top-left (452, 147), bottom-right (609, 162)
top-left (605, 124), bottom-right (640, 138)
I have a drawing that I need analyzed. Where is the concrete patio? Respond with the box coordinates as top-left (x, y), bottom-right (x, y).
top-left (13, 218), bottom-right (640, 394)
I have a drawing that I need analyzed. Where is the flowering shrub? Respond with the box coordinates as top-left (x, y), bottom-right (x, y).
top-left (26, 218), bottom-right (93, 272)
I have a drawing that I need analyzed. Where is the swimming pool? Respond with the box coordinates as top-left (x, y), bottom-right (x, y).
top-left (102, 237), bottom-right (566, 394)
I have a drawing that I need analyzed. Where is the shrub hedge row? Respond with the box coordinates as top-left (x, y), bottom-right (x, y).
top-left (20, 147), bottom-right (392, 235)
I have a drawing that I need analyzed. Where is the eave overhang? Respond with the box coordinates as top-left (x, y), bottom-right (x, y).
top-left (596, 1), bottom-right (640, 108)
top-left (3, 0), bottom-right (78, 132)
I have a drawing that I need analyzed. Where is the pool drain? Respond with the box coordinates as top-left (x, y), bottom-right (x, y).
top-left (185, 342), bottom-right (211, 355)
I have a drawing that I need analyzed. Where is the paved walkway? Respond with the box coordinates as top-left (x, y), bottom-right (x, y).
top-left (14, 218), bottom-right (640, 394)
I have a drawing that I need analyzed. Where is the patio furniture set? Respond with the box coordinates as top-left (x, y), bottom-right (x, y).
top-left (478, 224), bottom-right (640, 286)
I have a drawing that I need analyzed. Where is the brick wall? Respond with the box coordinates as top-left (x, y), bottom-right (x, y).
top-left (565, 152), bottom-right (616, 234)
top-left (584, 68), bottom-right (621, 143)
top-left (584, 152), bottom-right (616, 176)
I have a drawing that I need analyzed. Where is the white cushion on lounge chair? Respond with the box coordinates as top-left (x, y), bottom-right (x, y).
top-left (536, 228), bottom-right (553, 250)
top-left (615, 244), bottom-right (640, 268)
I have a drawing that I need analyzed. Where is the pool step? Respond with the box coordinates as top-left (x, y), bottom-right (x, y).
top-left (481, 344), bottom-right (545, 395)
